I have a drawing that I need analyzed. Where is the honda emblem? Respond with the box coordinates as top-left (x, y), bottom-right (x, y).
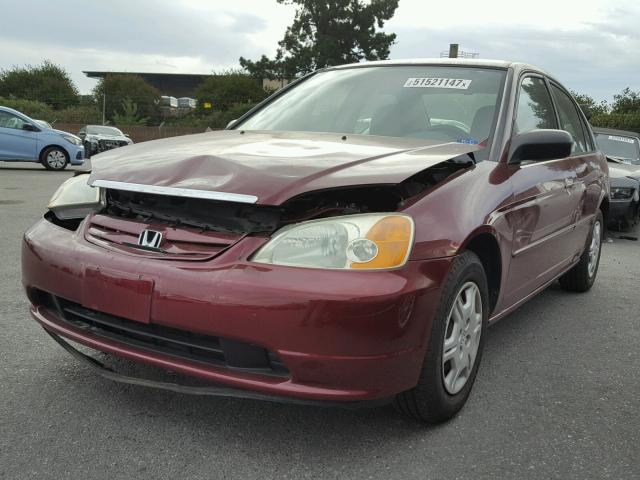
top-left (138, 229), bottom-right (163, 249)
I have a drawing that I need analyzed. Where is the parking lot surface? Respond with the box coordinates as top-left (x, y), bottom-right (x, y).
top-left (1, 163), bottom-right (639, 480)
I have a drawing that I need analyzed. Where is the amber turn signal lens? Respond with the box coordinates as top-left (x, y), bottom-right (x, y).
top-left (351, 215), bottom-right (413, 269)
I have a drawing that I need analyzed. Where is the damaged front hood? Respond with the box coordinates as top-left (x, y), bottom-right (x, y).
top-left (88, 130), bottom-right (481, 205)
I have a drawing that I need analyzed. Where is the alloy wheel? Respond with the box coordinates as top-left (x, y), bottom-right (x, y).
top-left (587, 220), bottom-right (602, 278)
top-left (47, 150), bottom-right (67, 169)
top-left (442, 281), bottom-right (483, 395)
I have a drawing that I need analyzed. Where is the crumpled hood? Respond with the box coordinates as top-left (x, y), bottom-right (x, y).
top-left (89, 130), bottom-right (481, 205)
top-left (87, 133), bottom-right (130, 141)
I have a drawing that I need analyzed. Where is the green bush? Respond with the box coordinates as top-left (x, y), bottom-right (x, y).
top-left (0, 96), bottom-right (54, 120)
top-left (93, 74), bottom-right (160, 124)
top-left (591, 113), bottom-right (640, 133)
top-left (55, 105), bottom-right (102, 124)
top-left (164, 102), bottom-right (258, 129)
top-left (195, 72), bottom-right (267, 113)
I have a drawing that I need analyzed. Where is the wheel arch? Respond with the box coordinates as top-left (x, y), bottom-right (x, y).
top-left (39, 144), bottom-right (70, 162)
top-left (459, 228), bottom-right (503, 315)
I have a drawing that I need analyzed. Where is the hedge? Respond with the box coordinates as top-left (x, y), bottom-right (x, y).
top-left (590, 113), bottom-right (640, 134)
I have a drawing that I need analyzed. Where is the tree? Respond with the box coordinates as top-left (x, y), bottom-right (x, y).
top-left (112, 97), bottom-right (148, 125)
top-left (0, 61), bottom-right (79, 109)
top-left (195, 72), bottom-right (267, 113)
top-left (240, 55), bottom-right (282, 81)
top-left (240, 0), bottom-right (399, 79)
top-left (570, 91), bottom-right (609, 118)
top-left (611, 87), bottom-right (640, 115)
top-left (93, 75), bottom-right (160, 124)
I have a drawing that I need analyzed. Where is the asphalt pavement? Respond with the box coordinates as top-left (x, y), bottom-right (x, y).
top-left (1, 162), bottom-right (638, 480)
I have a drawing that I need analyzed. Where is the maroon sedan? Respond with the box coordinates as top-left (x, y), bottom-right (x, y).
top-left (22, 59), bottom-right (609, 423)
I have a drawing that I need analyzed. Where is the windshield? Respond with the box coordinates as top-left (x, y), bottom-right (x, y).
top-left (238, 66), bottom-right (506, 153)
top-left (595, 133), bottom-right (640, 165)
top-left (34, 120), bottom-right (52, 129)
top-left (88, 126), bottom-right (124, 136)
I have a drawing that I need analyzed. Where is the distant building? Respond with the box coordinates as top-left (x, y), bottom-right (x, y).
top-left (83, 71), bottom-right (211, 98)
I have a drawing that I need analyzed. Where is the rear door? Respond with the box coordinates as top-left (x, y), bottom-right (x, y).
top-left (0, 110), bottom-right (38, 160)
top-left (547, 81), bottom-right (600, 250)
top-left (503, 75), bottom-right (583, 306)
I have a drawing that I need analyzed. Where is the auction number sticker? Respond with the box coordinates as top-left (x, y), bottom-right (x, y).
top-left (403, 78), bottom-right (472, 89)
top-left (608, 135), bottom-right (635, 144)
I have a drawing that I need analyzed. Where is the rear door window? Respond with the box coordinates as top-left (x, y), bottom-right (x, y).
top-left (550, 84), bottom-right (588, 154)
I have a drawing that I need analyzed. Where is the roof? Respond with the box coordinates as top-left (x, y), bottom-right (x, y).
top-left (331, 58), bottom-right (546, 73)
top-left (592, 126), bottom-right (640, 137)
top-left (83, 71), bottom-right (211, 79)
top-left (82, 71), bottom-right (214, 97)
top-left (0, 105), bottom-right (29, 118)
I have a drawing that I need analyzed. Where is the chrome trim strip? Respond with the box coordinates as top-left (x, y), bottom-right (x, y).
top-left (90, 180), bottom-right (258, 204)
top-left (512, 222), bottom-right (575, 257)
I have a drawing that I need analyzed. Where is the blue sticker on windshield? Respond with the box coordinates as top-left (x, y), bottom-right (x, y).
top-left (456, 138), bottom-right (480, 145)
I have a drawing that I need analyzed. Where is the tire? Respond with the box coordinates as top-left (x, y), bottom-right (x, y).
top-left (41, 147), bottom-right (69, 171)
top-left (394, 251), bottom-right (489, 424)
top-left (559, 210), bottom-right (603, 292)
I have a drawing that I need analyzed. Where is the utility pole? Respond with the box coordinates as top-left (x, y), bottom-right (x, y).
top-left (449, 43), bottom-right (459, 59)
top-left (102, 93), bottom-right (106, 125)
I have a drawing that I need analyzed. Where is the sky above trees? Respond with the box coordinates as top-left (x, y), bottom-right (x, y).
top-left (0, 0), bottom-right (638, 101)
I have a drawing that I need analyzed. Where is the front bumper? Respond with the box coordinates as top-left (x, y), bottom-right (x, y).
top-left (69, 144), bottom-right (85, 165)
top-left (22, 217), bottom-right (452, 402)
top-left (609, 198), bottom-right (639, 228)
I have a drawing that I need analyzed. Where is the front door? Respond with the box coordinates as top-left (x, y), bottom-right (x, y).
top-left (503, 75), bottom-right (582, 307)
top-left (0, 110), bottom-right (38, 160)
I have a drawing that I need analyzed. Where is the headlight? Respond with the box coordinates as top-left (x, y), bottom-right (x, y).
top-left (252, 214), bottom-right (414, 270)
top-left (611, 187), bottom-right (635, 200)
top-left (48, 175), bottom-right (104, 220)
top-left (62, 134), bottom-right (82, 146)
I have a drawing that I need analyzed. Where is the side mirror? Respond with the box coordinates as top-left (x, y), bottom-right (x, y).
top-left (22, 123), bottom-right (39, 132)
top-left (124, 134), bottom-right (130, 138)
top-left (509, 129), bottom-right (573, 164)
top-left (225, 119), bottom-right (238, 129)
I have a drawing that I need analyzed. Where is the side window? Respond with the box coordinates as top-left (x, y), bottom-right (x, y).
top-left (577, 108), bottom-right (595, 151)
top-left (550, 84), bottom-right (588, 154)
top-left (0, 111), bottom-right (27, 130)
top-left (514, 76), bottom-right (557, 134)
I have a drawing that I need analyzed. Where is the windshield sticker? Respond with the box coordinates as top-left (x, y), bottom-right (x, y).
top-left (608, 135), bottom-right (635, 144)
top-left (403, 78), bottom-right (472, 89)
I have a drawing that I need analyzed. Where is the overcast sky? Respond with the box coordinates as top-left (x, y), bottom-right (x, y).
top-left (0, 0), bottom-right (638, 101)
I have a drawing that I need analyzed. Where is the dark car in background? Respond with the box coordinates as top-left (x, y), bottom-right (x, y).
top-left (594, 127), bottom-right (640, 165)
top-left (594, 127), bottom-right (640, 228)
top-left (78, 125), bottom-right (133, 158)
top-left (23, 59), bottom-right (609, 424)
